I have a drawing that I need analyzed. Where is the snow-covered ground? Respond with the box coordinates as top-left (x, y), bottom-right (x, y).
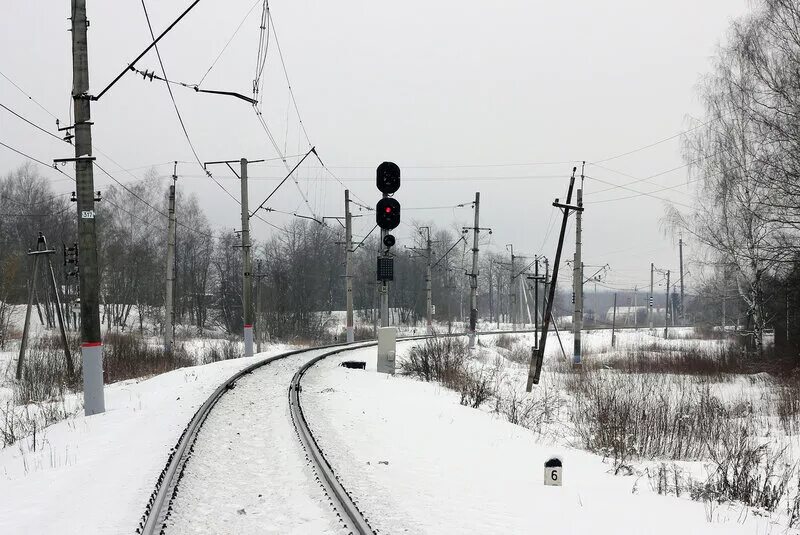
top-left (2, 322), bottom-right (796, 534)
top-left (302, 340), bottom-right (796, 534)
top-left (0, 344), bottom-right (294, 535)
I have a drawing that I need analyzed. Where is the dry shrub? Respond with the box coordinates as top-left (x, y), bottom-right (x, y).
top-left (14, 334), bottom-right (79, 404)
top-left (103, 332), bottom-right (193, 383)
top-left (201, 338), bottom-right (243, 364)
top-left (569, 371), bottom-right (732, 470)
top-left (495, 334), bottom-right (518, 351)
top-left (401, 335), bottom-right (468, 385)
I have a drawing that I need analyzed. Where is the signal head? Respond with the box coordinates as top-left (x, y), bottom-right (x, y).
top-left (376, 161), bottom-right (401, 194)
top-left (376, 197), bottom-right (401, 230)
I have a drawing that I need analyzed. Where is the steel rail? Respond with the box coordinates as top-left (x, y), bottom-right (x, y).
top-left (139, 325), bottom-right (634, 534)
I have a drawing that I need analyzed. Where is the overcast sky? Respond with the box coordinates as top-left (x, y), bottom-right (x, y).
top-left (1, 0), bottom-right (753, 293)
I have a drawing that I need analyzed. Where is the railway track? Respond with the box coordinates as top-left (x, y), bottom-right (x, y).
top-left (135, 327), bottom-right (579, 534)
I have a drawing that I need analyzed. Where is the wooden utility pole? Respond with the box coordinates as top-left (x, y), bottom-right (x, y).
top-left (17, 233), bottom-right (74, 380)
top-left (467, 192), bottom-right (481, 347)
top-left (528, 167), bottom-right (581, 391)
top-left (71, 0), bottom-right (104, 415)
top-left (345, 190), bottom-right (354, 342)
top-left (164, 163), bottom-right (177, 352)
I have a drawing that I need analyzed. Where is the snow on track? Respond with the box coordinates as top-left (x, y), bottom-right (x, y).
top-left (302, 341), bottom-right (791, 535)
top-left (164, 349), bottom-right (346, 534)
top-left (0, 345), bottom-right (295, 535)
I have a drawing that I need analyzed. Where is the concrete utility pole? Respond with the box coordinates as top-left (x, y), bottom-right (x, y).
top-left (345, 190), bottom-right (354, 342)
top-left (664, 270), bottom-right (671, 339)
top-left (573, 187), bottom-right (583, 365)
top-left (649, 262), bottom-right (654, 330)
top-left (164, 163), bottom-right (177, 352)
top-left (611, 293), bottom-right (618, 347)
top-left (241, 158), bottom-right (254, 357)
top-left (425, 227), bottom-right (433, 333)
top-left (72, 0), bottom-right (104, 415)
top-left (507, 244), bottom-right (516, 329)
top-left (528, 167), bottom-right (581, 390)
top-left (679, 238), bottom-right (685, 325)
top-left (467, 192), bottom-right (481, 347)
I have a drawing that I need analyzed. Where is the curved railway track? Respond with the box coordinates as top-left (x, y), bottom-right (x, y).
top-left (137, 326), bottom-right (631, 534)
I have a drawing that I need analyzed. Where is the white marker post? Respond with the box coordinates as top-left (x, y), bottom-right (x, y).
top-left (544, 457), bottom-right (562, 486)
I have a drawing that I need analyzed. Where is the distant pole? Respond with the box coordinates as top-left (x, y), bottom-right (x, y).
top-left (488, 259), bottom-right (494, 326)
top-left (573, 186), bottom-right (583, 365)
top-left (345, 190), bottom-right (354, 343)
top-left (255, 259), bottom-right (263, 353)
top-left (426, 227), bottom-right (433, 333)
top-left (72, 0), bottom-right (104, 415)
top-left (611, 293), bottom-right (618, 347)
top-left (17, 239), bottom-right (43, 380)
top-left (508, 244), bottom-right (516, 329)
top-left (241, 158), bottom-right (254, 357)
top-left (468, 192), bottom-right (481, 347)
top-left (534, 258), bottom-right (540, 345)
top-left (633, 286), bottom-right (638, 328)
top-left (649, 262), bottom-right (654, 330)
top-left (664, 270), bottom-right (670, 339)
top-left (679, 238), bottom-right (685, 324)
top-left (44, 235), bottom-right (73, 376)
top-left (164, 163), bottom-right (177, 352)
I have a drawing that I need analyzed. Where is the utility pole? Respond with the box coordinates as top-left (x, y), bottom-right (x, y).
top-left (345, 190), bottom-right (354, 342)
top-left (611, 293), bottom-right (618, 347)
top-left (508, 244), bottom-right (516, 329)
top-left (425, 227), bottom-right (433, 333)
top-left (164, 162), bottom-right (177, 352)
top-left (467, 192), bottom-right (482, 347)
top-left (254, 259), bottom-right (269, 353)
top-left (649, 262), bottom-right (654, 330)
top-left (241, 158), bottom-right (254, 357)
top-left (488, 259), bottom-right (494, 327)
top-left (664, 270), bottom-right (670, 339)
top-left (679, 238), bottom-right (685, 325)
top-left (72, 0), bottom-right (104, 415)
top-left (528, 167), bottom-right (582, 390)
top-left (573, 186), bottom-right (583, 365)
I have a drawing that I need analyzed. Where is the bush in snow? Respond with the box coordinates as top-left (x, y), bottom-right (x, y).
top-left (201, 338), bottom-right (243, 364)
top-left (103, 332), bottom-right (193, 383)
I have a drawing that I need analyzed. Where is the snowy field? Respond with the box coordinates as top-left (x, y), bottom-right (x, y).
top-left (302, 336), bottom-right (795, 535)
top-left (2, 317), bottom-right (798, 533)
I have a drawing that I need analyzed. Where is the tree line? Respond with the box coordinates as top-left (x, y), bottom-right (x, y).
top-left (673, 0), bottom-right (800, 353)
top-left (0, 163), bottom-right (559, 342)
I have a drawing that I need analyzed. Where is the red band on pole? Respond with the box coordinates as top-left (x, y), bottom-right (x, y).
top-left (244, 324), bottom-right (253, 328)
top-left (81, 341), bottom-right (102, 348)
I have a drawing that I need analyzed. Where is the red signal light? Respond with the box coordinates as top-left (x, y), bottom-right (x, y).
top-left (385, 206), bottom-right (392, 213)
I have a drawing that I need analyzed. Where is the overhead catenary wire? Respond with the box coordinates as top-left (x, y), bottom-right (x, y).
top-left (139, 0), bottom-right (241, 208)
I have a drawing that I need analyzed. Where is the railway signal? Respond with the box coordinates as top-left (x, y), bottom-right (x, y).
top-left (376, 161), bottom-right (400, 374)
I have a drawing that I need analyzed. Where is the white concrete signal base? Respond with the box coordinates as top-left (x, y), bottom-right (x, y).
top-left (377, 327), bottom-right (397, 374)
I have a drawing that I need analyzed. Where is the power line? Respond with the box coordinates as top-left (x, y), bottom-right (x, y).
top-left (591, 119), bottom-right (716, 164)
top-left (197, 0), bottom-right (262, 86)
top-left (0, 102), bottom-right (68, 145)
top-left (0, 69), bottom-right (62, 122)
top-left (583, 174), bottom-right (694, 209)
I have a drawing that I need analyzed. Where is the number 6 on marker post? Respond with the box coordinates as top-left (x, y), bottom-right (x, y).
top-left (544, 457), bottom-right (562, 486)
